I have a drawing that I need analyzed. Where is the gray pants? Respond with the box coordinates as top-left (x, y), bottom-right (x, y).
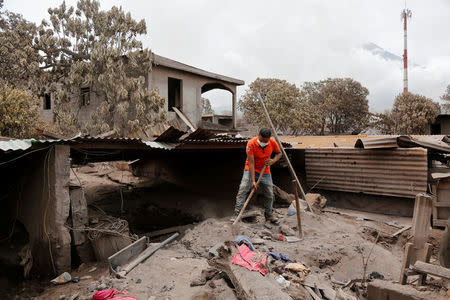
top-left (234, 170), bottom-right (274, 216)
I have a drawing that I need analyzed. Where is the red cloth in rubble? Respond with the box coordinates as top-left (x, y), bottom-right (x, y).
top-left (93, 289), bottom-right (137, 300)
top-left (231, 243), bottom-right (268, 276)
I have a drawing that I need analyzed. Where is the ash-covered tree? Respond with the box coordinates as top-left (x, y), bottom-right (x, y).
top-left (441, 85), bottom-right (450, 113)
top-left (201, 97), bottom-right (214, 115)
top-left (0, 6), bottom-right (41, 89)
top-left (0, 85), bottom-right (39, 138)
top-left (238, 78), bottom-right (320, 134)
top-left (35, 0), bottom-right (166, 135)
top-left (301, 78), bottom-right (370, 135)
top-left (370, 111), bottom-right (395, 134)
top-left (392, 92), bottom-right (440, 134)
top-left (1, 0), bottom-right (166, 136)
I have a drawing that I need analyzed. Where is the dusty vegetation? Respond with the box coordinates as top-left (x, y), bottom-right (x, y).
top-left (0, 0), bottom-right (166, 137)
top-left (373, 92), bottom-right (441, 134)
top-left (239, 78), bottom-right (370, 135)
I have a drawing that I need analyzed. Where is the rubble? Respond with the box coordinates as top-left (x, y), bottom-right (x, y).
top-left (3, 161), bottom-right (447, 300)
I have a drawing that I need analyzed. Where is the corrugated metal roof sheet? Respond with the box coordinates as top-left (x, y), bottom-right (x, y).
top-left (305, 147), bottom-right (428, 199)
top-left (183, 128), bottom-right (217, 140)
top-left (0, 139), bottom-right (34, 152)
top-left (356, 135), bottom-right (450, 153)
top-left (282, 134), bottom-right (449, 150)
top-left (154, 126), bottom-right (186, 142)
top-left (355, 136), bottom-right (399, 149)
top-left (397, 136), bottom-right (450, 153)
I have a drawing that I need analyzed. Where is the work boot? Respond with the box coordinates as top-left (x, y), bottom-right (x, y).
top-left (265, 213), bottom-right (279, 225)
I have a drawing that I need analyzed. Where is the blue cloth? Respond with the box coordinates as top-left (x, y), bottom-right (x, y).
top-left (233, 235), bottom-right (255, 251)
top-left (234, 170), bottom-right (274, 216)
top-left (267, 252), bottom-right (294, 263)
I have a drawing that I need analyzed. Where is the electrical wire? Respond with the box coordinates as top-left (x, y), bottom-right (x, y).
top-left (72, 148), bottom-right (122, 156)
top-left (0, 146), bottom-right (51, 167)
top-left (42, 146), bottom-right (56, 274)
top-left (0, 181), bottom-right (22, 242)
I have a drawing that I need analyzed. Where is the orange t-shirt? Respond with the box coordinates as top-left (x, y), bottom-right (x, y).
top-left (244, 137), bottom-right (280, 174)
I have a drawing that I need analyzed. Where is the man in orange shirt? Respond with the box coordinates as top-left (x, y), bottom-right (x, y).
top-left (231, 128), bottom-right (282, 224)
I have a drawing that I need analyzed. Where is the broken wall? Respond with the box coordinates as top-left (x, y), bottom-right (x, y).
top-left (0, 145), bottom-right (71, 277)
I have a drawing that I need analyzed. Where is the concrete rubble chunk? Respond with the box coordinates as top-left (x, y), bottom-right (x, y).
top-left (252, 238), bottom-right (265, 245)
top-left (280, 224), bottom-right (296, 236)
top-left (209, 242), bottom-right (225, 258)
top-left (367, 279), bottom-right (441, 300)
top-left (285, 236), bottom-right (301, 243)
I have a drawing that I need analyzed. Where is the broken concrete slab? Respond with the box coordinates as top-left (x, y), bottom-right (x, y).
top-left (367, 279), bottom-right (441, 300)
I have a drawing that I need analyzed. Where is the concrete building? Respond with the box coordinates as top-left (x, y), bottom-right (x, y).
top-left (201, 114), bottom-right (233, 130)
top-left (431, 114), bottom-right (450, 135)
top-left (38, 54), bottom-right (245, 132)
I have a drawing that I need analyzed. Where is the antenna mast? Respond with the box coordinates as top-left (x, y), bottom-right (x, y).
top-left (401, 6), bottom-right (412, 93)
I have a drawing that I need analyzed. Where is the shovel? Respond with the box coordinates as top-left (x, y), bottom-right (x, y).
top-left (232, 164), bottom-right (268, 225)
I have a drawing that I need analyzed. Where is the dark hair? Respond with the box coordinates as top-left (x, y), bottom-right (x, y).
top-left (259, 128), bottom-right (271, 138)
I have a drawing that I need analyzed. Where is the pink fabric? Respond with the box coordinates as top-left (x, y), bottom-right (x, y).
top-left (232, 244), bottom-right (268, 276)
top-left (93, 289), bottom-right (137, 300)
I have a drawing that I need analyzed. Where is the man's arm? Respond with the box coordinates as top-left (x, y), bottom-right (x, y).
top-left (248, 154), bottom-right (258, 189)
top-left (266, 151), bottom-right (282, 166)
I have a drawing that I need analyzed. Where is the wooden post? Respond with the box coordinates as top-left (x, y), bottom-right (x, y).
top-left (292, 180), bottom-right (303, 239)
top-left (400, 193), bottom-right (433, 285)
top-left (412, 193), bottom-right (432, 243)
top-left (400, 242), bottom-right (413, 284)
top-left (259, 97), bottom-right (314, 213)
top-left (417, 243), bottom-right (432, 286)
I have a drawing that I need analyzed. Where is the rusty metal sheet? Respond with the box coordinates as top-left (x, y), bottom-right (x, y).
top-left (397, 136), bottom-right (450, 153)
top-left (155, 126), bottom-right (186, 142)
top-left (355, 137), bottom-right (399, 149)
top-left (182, 128), bottom-right (217, 140)
top-left (305, 148), bottom-right (428, 198)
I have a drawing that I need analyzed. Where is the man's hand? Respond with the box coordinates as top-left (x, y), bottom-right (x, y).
top-left (265, 159), bottom-right (273, 166)
top-left (252, 181), bottom-right (259, 190)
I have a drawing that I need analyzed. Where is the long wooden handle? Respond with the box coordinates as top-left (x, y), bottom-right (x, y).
top-left (292, 180), bottom-right (303, 239)
top-left (259, 97), bottom-right (314, 213)
top-left (232, 165), bottom-right (268, 225)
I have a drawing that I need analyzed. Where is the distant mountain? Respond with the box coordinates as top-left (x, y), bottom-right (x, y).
top-left (362, 43), bottom-right (403, 62)
top-left (362, 42), bottom-right (419, 67)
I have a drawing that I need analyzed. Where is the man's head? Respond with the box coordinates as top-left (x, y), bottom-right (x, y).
top-left (258, 128), bottom-right (272, 144)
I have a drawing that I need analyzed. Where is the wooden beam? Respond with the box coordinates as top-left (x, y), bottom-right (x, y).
top-left (305, 286), bottom-right (322, 300)
top-left (108, 236), bottom-right (147, 273)
top-left (173, 107), bottom-right (196, 132)
top-left (432, 201), bottom-right (450, 207)
top-left (95, 129), bottom-right (118, 138)
top-left (399, 242), bottom-right (413, 284)
top-left (411, 193), bottom-right (432, 255)
top-left (412, 261), bottom-right (450, 279)
top-left (146, 224), bottom-right (194, 238)
top-left (69, 187), bottom-right (89, 246)
top-left (417, 243), bottom-right (432, 285)
top-left (390, 225), bottom-right (411, 238)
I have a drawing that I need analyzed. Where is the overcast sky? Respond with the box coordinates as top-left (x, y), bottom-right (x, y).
top-left (4, 0), bottom-right (450, 113)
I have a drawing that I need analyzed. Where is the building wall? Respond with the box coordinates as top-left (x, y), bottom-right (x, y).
top-left (440, 119), bottom-right (450, 135)
top-left (37, 95), bottom-right (54, 124)
top-left (149, 65), bottom-right (236, 127)
top-left (149, 66), bottom-right (201, 126)
top-left (38, 65), bottom-right (238, 131)
top-left (0, 145), bottom-right (71, 276)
